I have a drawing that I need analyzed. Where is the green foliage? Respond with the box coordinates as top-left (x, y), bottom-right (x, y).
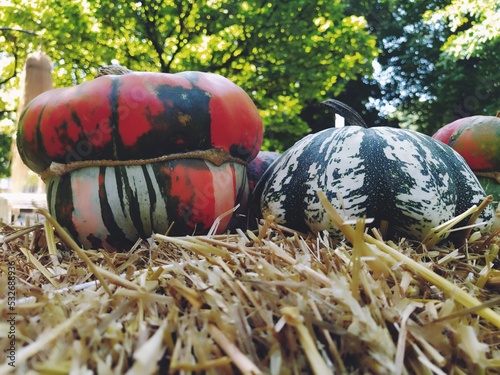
top-left (421, 0), bottom-right (500, 131)
top-left (0, 0), bottom-right (378, 158)
top-left (424, 0), bottom-right (500, 59)
top-left (342, 0), bottom-right (499, 135)
top-left (0, 133), bottom-right (11, 177)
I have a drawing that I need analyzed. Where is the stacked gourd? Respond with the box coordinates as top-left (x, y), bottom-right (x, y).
top-left (252, 100), bottom-right (493, 244)
top-left (432, 113), bottom-right (500, 202)
top-left (17, 67), bottom-right (263, 251)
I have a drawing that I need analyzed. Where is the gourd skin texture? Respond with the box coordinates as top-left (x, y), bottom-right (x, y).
top-left (257, 126), bottom-right (493, 242)
top-left (17, 71), bottom-right (263, 173)
top-left (247, 150), bottom-right (281, 193)
top-left (46, 158), bottom-right (248, 251)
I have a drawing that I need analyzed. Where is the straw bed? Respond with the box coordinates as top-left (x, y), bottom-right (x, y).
top-left (1, 204), bottom-right (500, 374)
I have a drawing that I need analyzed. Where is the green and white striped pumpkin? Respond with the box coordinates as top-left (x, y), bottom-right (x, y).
top-left (45, 152), bottom-right (248, 251)
top-left (254, 100), bottom-right (493, 243)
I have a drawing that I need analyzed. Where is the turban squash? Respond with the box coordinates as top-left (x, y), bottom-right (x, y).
top-left (17, 68), bottom-right (263, 251)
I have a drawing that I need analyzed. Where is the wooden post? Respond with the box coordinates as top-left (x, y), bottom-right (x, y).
top-left (11, 50), bottom-right (53, 193)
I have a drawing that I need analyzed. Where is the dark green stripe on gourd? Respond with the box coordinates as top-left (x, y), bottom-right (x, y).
top-left (136, 83), bottom-right (213, 154)
top-left (122, 166), bottom-right (147, 239)
top-left (69, 109), bottom-right (85, 144)
top-left (30, 102), bottom-right (50, 171)
top-left (142, 164), bottom-right (158, 231)
top-left (98, 166), bottom-right (131, 250)
top-left (109, 77), bottom-right (123, 159)
top-left (46, 174), bottom-right (79, 243)
top-left (154, 163), bottom-right (178, 233)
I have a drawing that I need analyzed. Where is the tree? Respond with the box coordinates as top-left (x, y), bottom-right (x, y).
top-left (0, 0), bottom-right (378, 166)
top-left (420, 0), bottom-right (500, 131)
top-left (339, 0), bottom-right (499, 135)
top-left (425, 0), bottom-right (500, 60)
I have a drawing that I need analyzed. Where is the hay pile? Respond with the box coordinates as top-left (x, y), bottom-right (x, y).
top-left (1, 202), bottom-right (500, 374)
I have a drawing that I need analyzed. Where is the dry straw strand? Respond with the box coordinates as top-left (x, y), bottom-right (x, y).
top-left (317, 190), bottom-right (500, 329)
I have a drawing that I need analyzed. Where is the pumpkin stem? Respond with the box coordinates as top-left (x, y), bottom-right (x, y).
top-left (95, 64), bottom-right (133, 78)
top-left (321, 99), bottom-right (368, 128)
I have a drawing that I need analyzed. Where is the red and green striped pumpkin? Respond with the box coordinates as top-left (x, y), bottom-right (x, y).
top-left (17, 69), bottom-right (263, 250)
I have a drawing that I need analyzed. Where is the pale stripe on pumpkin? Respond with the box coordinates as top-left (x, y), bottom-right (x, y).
top-left (67, 168), bottom-right (110, 248)
top-left (102, 165), bottom-right (152, 241)
top-left (307, 127), bottom-right (367, 233)
top-left (207, 161), bottom-right (234, 230)
top-left (375, 129), bottom-right (455, 237)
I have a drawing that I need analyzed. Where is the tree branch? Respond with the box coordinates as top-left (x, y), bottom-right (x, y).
top-left (164, 0), bottom-right (196, 72)
top-left (136, 0), bottom-right (170, 71)
top-left (0, 46), bottom-right (19, 86)
top-left (0, 27), bottom-right (42, 85)
top-left (0, 27), bottom-right (38, 36)
top-left (206, 0), bottom-right (281, 72)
